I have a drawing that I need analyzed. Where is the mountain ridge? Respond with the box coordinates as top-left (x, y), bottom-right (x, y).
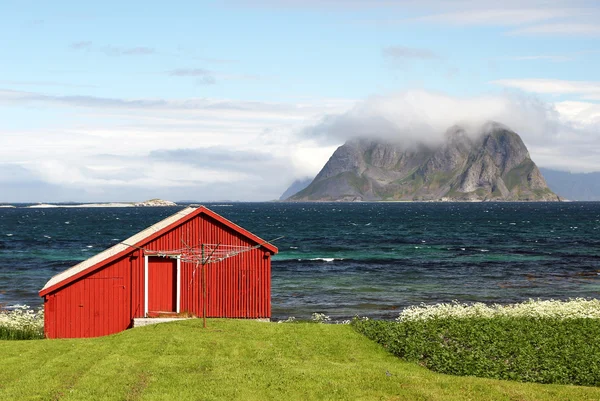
top-left (539, 168), bottom-right (600, 201)
top-left (289, 123), bottom-right (560, 202)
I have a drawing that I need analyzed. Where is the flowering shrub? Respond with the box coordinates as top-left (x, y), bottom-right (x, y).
top-left (0, 305), bottom-right (45, 340)
top-left (397, 298), bottom-right (600, 322)
top-left (353, 298), bottom-right (600, 387)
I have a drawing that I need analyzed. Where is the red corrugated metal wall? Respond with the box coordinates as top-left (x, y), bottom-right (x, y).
top-left (44, 212), bottom-right (273, 338)
top-left (44, 254), bottom-right (132, 338)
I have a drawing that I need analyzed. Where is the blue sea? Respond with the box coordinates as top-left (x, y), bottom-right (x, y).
top-left (1, 202), bottom-right (599, 320)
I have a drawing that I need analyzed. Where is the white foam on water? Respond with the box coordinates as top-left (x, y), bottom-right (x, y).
top-left (3, 304), bottom-right (27, 310)
top-left (5, 234), bottom-right (12, 237)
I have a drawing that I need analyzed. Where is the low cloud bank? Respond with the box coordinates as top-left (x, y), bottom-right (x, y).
top-left (302, 90), bottom-right (559, 144)
top-left (300, 90), bottom-right (600, 172)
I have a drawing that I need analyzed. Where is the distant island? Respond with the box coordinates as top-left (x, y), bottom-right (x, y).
top-left (285, 122), bottom-right (561, 202)
top-left (26, 199), bottom-right (177, 208)
top-left (538, 168), bottom-right (600, 201)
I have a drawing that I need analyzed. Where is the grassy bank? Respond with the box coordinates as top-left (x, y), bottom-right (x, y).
top-left (1, 319), bottom-right (599, 400)
top-left (0, 325), bottom-right (44, 340)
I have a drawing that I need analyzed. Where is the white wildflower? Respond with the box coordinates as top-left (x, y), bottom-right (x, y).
top-left (0, 305), bottom-right (44, 331)
top-left (311, 312), bottom-right (331, 323)
top-left (397, 298), bottom-right (600, 322)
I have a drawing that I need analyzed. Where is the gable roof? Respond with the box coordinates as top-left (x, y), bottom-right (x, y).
top-left (39, 206), bottom-right (278, 297)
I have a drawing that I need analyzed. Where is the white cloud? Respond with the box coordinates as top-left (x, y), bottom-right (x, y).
top-left (555, 101), bottom-right (600, 125)
top-left (0, 89), bottom-right (354, 202)
top-left (383, 46), bottom-right (440, 60)
top-left (236, 0), bottom-right (600, 37)
top-left (490, 78), bottom-right (600, 100)
top-left (302, 90), bottom-right (557, 144)
top-left (502, 55), bottom-right (571, 62)
top-left (411, 8), bottom-right (574, 26)
top-left (498, 50), bottom-right (600, 63)
top-left (508, 23), bottom-right (600, 36)
top-left (300, 90), bottom-right (600, 172)
top-left (70, 41), bottom-right (156, 56)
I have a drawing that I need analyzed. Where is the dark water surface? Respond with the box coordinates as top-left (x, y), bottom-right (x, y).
top-left (1, 202), bottom-right (599, 319)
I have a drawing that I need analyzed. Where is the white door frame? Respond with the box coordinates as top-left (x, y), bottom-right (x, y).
top-left (144, 254), bottom-right (181, 316)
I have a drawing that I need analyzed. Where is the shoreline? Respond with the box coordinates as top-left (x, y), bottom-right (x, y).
top-left (27, 203), bottom-right (138, 208)
top-left (25, 199), bottom-right (178, 208)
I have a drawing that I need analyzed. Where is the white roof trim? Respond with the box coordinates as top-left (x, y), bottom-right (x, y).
top-left (41, 206), bottom-right (197, 292)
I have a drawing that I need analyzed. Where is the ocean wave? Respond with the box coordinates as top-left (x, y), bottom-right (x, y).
top-left (272, 257), bottom-right (350, 263)
top-left (274, 257), bottom-right (402, 265)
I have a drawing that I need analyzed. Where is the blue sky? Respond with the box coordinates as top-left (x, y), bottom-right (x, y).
top-left (1, 0), bottom-right (600, 201)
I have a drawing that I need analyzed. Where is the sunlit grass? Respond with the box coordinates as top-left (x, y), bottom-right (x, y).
top-left (1, 319), bottom-right (599, 400)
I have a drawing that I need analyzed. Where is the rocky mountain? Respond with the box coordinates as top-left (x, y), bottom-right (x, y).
top-left (289, 122), bottom-right (560, 202)
top-left (280, 178), bottom-right (312, 201)
top-left (540, 168), bottom-right (600, 201)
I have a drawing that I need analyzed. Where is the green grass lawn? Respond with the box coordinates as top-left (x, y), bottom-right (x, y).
top-left (1, 319), bottom-right (599, 401)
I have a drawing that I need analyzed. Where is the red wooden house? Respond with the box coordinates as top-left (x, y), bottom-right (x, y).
top-left (39, 206), bottom-right (278, 338)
